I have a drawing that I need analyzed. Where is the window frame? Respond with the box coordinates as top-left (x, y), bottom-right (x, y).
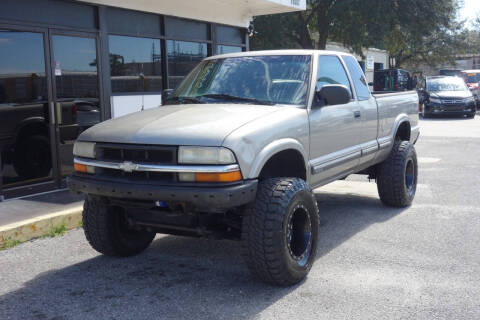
top-left (341, 54), bottom-right (372, 101)
top-left (315, 54), bottom-right (356, 102)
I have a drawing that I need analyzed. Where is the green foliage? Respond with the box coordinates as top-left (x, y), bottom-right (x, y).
top-left (1, 237), bottom-right (22, 250)
top-left (44, 224), bottom-right (67, 238)
top-left (251, 0), bottom-right (466, 68)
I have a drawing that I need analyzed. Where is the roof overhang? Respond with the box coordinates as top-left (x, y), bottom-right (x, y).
top-left (80, 0), bottom-right (306, 27)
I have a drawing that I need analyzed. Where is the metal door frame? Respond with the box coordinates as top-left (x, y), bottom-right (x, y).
top-left (47, 28), bottom-right (103, 187)
top-left (0, 23), bottom-right (102, 199)
top-left (0, 23), bottom-right (58, 199)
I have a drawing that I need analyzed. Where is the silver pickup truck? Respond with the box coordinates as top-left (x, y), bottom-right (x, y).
top-left (68, 50), bottom-right (420, 286)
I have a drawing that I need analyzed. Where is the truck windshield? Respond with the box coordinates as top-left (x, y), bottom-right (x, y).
top-left (167, 55), bottom-right (311, 106)
top-left (427, 78), bottom-right (468, 92)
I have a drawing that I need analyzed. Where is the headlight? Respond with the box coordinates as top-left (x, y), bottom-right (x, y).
top-left (465, 96), bottom-right (475, 103)
top-left (429, 97), bottom-right (441, 104)
top-left (73, 141), bottom-right (96, 158)
top-left (178, 146), bottom-right (236, 164)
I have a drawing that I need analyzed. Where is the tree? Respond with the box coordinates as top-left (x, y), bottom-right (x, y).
top-left (250, 0), bottom-right (464, 68)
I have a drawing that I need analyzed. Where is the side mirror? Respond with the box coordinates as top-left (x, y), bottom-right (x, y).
top-left (162, 89), bottom-right (174, 105)
top-left (368, 82), bottom-right (374, 86)
top-left (314, 85), bottom-right (351, 107)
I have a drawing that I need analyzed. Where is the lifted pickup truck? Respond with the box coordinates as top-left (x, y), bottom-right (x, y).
top-left (68, 50), bottom-right (420, 286)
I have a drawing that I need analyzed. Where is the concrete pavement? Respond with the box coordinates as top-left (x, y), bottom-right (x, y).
top-left (0, 115), bottom-right (479, 319)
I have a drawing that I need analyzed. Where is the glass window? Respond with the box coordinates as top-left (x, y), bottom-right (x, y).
top-left (108, 35), bottom-right (162, 93)
top-left (316, 55), bottom-right (352, 97)
top-left (217, 45), bottom-right (242, 54)
top-left (427, 77), bottom-right (468, 92)
top-left (0, 31), bottom-right (47, 104)
top-left (342, 55), bottom-right (371, 100)
top-left (171, 55), bottom-right (311, 106)
top-left (0, 30), bottom-right (52, 187)
top-left (167, 40), bottom-right (207, 89)
top-left (52, 35), bottom-right (98, 99)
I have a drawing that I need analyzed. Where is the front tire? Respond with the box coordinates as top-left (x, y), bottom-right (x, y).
top-left (377, 141), bottom-right (418, 207)
top-left (83, 195), bottom-right (155, 257)
top-left (241, 178), bottom-right (319, 286)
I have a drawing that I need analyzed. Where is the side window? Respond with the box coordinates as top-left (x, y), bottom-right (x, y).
top-left (316, 55), bottom-right (352, 98)
top-left (342, 55), bottom-right (371, 100)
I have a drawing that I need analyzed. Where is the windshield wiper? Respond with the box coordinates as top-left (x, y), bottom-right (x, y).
top-left (196, 93), bottom-right (275, 106)
top-left (164, 96), bottom-right (205, 105)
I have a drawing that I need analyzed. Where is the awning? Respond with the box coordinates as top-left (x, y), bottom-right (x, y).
top-left (81, 0), bottom-right (306, 27)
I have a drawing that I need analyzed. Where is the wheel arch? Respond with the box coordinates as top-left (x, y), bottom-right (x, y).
top-left (391, 114), bottom-right (411, 142)
top-left (247, 138), bottom-right (308, 181)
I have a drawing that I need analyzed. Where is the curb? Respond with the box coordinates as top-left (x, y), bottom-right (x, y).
top-left (0, 206), bottom-right (83, 249)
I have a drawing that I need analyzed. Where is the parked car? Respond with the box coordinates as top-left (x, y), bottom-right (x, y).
top-left (460, 70), bottom-right (480, 106)
top-left (68, 50), bottom-right (420, 286)
top-left (373, 68), bottom-right (415, 92)
top-left (418, 76), bottom-right (476, 118)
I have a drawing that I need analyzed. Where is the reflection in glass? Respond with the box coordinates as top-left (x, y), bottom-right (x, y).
top-left (167, 40), bottom-right (207, 89)
top-left (109, 35), bottom-right (162, 93)
top-left (173, 55), bottom-right (311, 106)
top-left (52, 35), bottom-right (100, 177)
top-left (217, 45), bottom-right (242, 55)
top-left (0, 30), bottom-right (52, 188)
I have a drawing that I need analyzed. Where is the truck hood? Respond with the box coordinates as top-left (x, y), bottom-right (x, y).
top-left (78, 104), bottom-right (281, 146)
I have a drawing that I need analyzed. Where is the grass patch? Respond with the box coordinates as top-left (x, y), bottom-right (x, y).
top-left (44, 223), bottom-right (67, 238)
top-left (1, 237), bottom-right (22, 250)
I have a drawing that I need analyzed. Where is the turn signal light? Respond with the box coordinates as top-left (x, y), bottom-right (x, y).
top-left (74, 163), bottom-right (95, 174)
top-left (196, 171), bottom-right (242, 182)
top-left (179, 170), bottom-right (242, 182)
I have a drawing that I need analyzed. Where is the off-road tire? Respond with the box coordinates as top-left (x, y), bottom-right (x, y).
top-left (83, 195), bottom-right (155, 257)
top-left (377, 140), bottom-right (418, 207)
top-left (13, 134), bottom-right (52, 179)
top-left (241, 178), bottom-right (319, 286)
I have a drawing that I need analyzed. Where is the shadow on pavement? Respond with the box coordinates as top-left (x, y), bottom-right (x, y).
top-left (0, 191), bottom-right (406, 319)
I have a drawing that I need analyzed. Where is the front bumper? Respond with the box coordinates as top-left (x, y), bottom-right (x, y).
top-left (67, 175), bottom-right (258, 211)
top-left (425, 102), bottom-right (476, 115)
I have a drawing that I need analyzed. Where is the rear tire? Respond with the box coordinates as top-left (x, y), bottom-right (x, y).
top-left (466, 113), bottom-right (475, 119)
top-left (83, 195), bottom-right (155, 257)
top-left (241, 178), bottom-right (319, 286)
top-left (377, 141), bottom-right (418, 207)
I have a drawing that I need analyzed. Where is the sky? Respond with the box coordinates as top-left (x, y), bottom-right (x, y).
top-left (459, 0), bottom-right (480, 28)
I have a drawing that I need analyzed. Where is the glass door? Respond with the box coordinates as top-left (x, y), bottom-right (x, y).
top-left (49, 32), bottom-right (101, 180)
top-left (0, 29), bottom-right (55, 191)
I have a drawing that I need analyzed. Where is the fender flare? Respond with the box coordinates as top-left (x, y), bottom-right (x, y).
top-left (390, 113), bottom-right (411, 141)
top-left (247, 138), bottom-right (309, 179)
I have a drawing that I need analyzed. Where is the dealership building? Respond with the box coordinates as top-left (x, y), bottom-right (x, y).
top-left (0, 0), bottom-right (305, 200)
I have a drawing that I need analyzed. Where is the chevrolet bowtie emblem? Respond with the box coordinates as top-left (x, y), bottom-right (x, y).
top-left (119, 161), bottom-right (138, 173)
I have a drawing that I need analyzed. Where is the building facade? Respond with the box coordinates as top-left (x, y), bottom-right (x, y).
top-left (0, 0), bottom-right (305, 200)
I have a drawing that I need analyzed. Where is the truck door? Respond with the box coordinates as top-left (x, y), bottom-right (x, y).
top-left (308, 55), bottom-right (362, 186)
top-left (341, 55), bottom-right (379, 165)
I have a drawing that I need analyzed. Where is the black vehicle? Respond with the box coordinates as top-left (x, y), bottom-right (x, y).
top-left (373, 68), bottom-right (415, 92)
top-left (418, 76), bottom-right (476, 118)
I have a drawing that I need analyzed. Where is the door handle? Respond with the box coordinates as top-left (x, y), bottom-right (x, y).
top-left (354, 110), bottom-right (361, 118)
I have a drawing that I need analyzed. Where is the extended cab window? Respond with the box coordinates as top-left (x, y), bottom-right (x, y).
top-left (342, 55), bottom-right (371, 100)
top-left (316, 55), bottom-right (352, 97)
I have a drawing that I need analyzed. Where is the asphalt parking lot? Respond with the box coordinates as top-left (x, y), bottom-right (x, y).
top-left (1, 115), bottom-right (479, 320)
